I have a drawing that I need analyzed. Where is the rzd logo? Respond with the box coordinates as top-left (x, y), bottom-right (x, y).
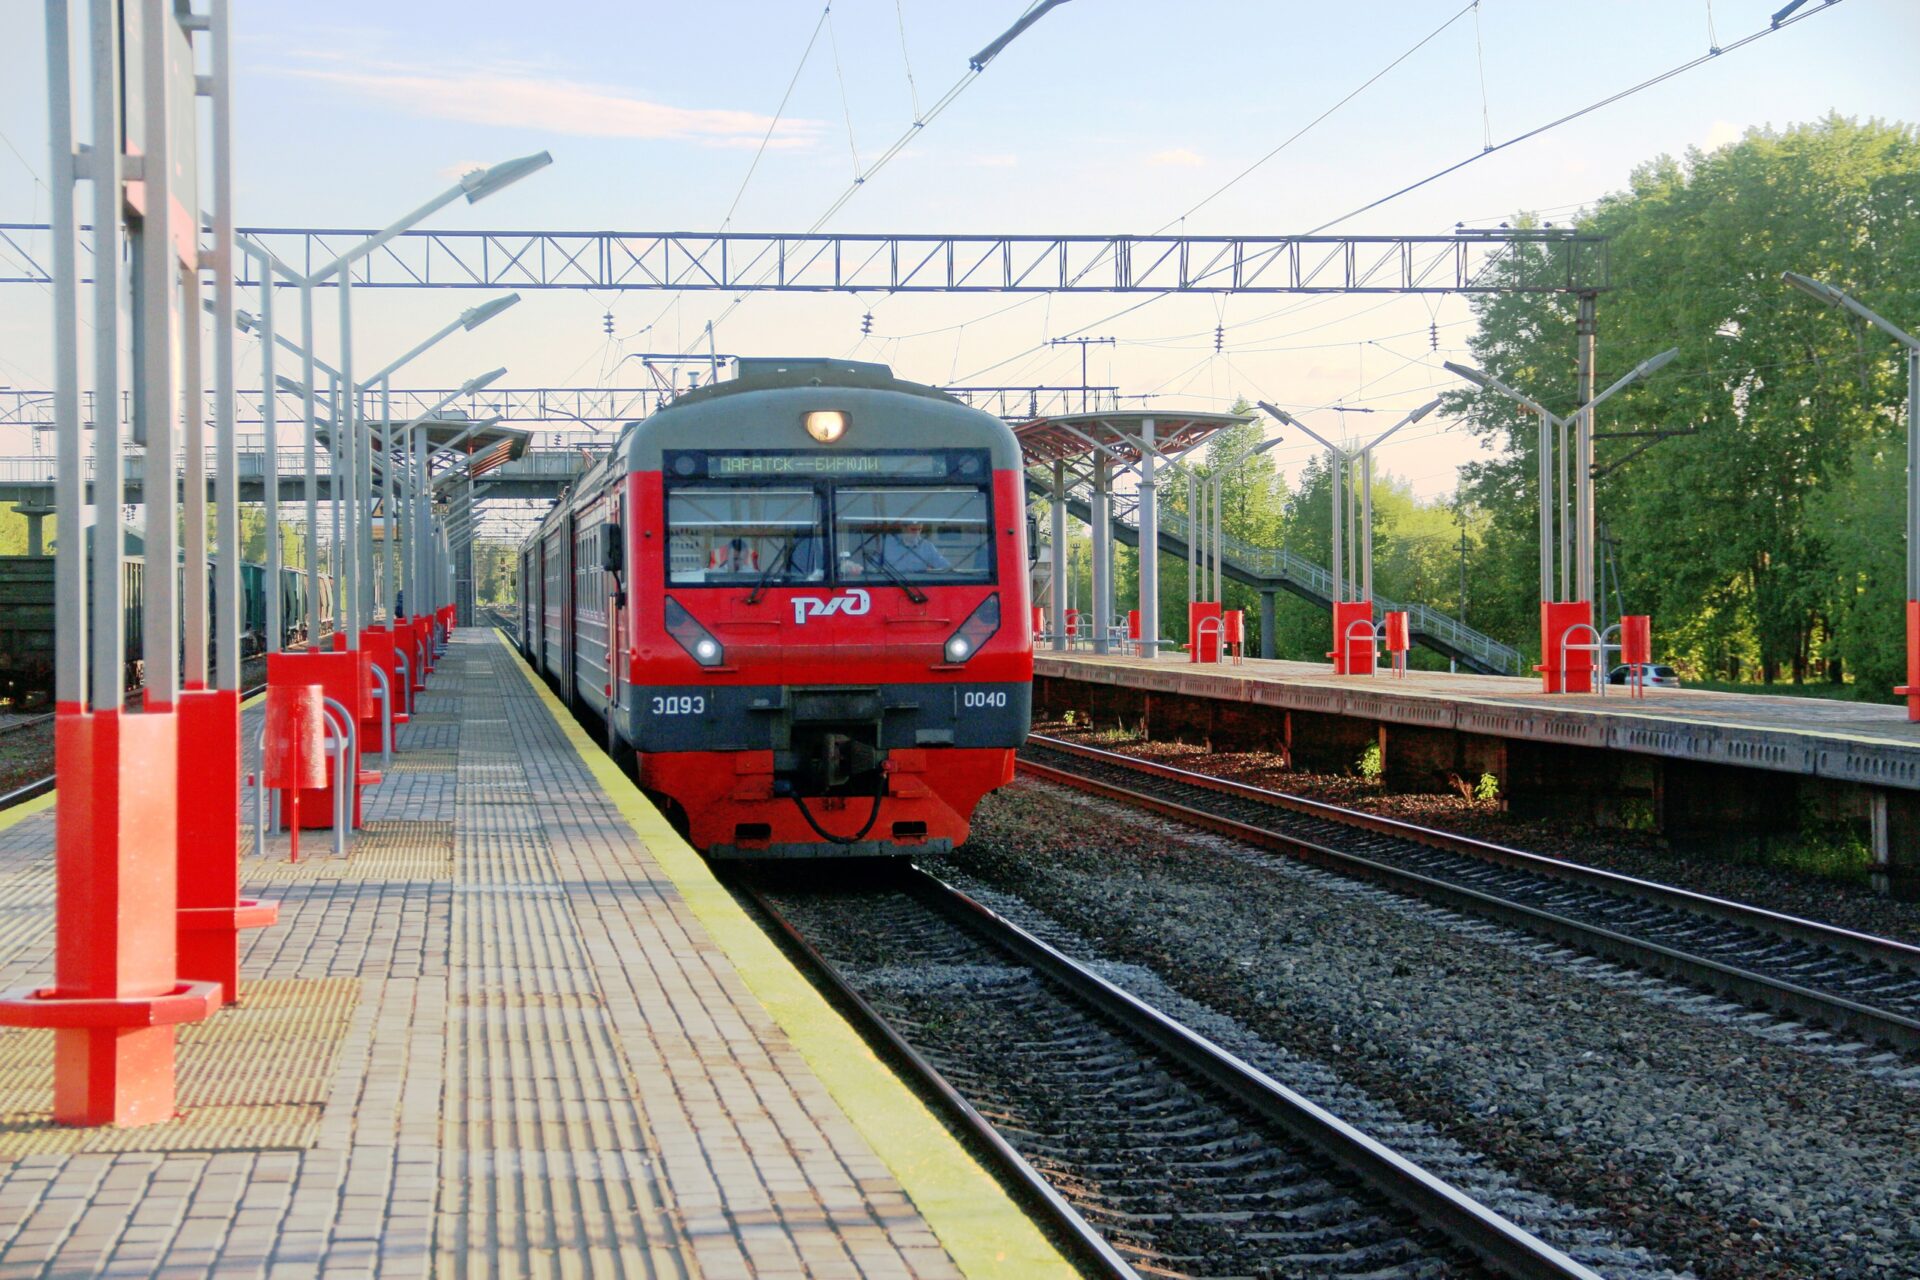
top-left (791, 588), bottom-right (871, 625)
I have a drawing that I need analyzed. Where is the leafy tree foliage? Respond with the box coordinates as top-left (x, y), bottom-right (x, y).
top-left (1448, 116), bottom-right (1920, 693)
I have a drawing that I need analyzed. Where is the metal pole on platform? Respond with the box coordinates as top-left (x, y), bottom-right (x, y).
top-left (339, 271), bottom-right (359, 647)
top-left (300, 282), bottom-right (321, 644)
top-left (182, 264), bottom-right (207, 690)
top-left (1049, 460), bottom-right (1067, 650)
top-left (1138, 417), bottom-right (1159, 658)
top-left (1185, 470), bottom-right (1197, 606)
top-left (1092, 452), bottom-right (1112, 653)
top-left (210, 1), bottom-right (240, 691)
top-left (138, 2), bottom-right (180, 713)
top-left (1351, 399), bottom-right (1439, 608)
top-left (87, 0), bottom-right (124, 713)
top-left (46, 0), bottom-right (85, 711)
top-left (259, 283), bottom-right (282, 651)
top-left (1575, 293), bottom-right (1598, 605)
top-left (1783, 271), bottom-right (1920, 718)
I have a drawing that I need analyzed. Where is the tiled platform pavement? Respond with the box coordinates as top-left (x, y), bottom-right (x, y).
top-left (0, 635), bottom-right (1007, 1277)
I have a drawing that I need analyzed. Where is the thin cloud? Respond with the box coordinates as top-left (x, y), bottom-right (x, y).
top-left (284, 61), bottom-right (825, 148)
top-left (1147, 148), bottom-right (1206, 168)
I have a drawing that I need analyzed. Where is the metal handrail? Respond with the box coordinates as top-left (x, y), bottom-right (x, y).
top-left (1143, 505), bottom-right (1525, 675)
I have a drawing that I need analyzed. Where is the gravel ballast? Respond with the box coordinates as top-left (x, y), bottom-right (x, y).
top-left (935, 778), bottom-right (1920, 1280)
top-left (1030, 722), bottom-right (1920, 948)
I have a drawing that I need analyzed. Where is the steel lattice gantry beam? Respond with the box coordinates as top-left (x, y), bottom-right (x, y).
top-left (0, 384), bottom-right (1123, 431)
top-left (0, 225), bottom-right (1610, 294)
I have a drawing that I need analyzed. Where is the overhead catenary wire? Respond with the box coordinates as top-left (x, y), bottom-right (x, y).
top-left (699, 0), bottom-right (1074, 351)
top-left (1304, 0), bottom-right (1850, 234)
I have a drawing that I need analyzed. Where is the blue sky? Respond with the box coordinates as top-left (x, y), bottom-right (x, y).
top-left (1, 0), bottom-right (1914, 498)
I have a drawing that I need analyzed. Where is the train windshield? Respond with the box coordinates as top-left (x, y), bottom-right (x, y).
top-left (667, 487), bottom-right (826, 584)
top-left (833, 486), bottom-right (992, 583)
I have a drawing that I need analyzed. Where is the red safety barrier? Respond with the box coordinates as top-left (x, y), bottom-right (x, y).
top-left (408, 616), bottom-right (433, 684)
top-left (1188, 601), bottom-right (1222, 663)
top-left (1329, 601), bottom-right (1375, 675)
top-left (267, 650), bottom-right (380, 830)
top-left (356, 627), bottom-right (405, 753)
top-left (1537, 600), bottom-right (1596, 693)
top-left (1897, 600), bottom-right (1920, 723)
top-left (176, 688), bottom-right (278, 1006)
top-left (1065, 607), bottom-right (1080, 641)
top-left (1030, 606), bottom-right (1044, 639)
top-left (1127, 609), bottom-right (1141, 642)
top-left (0, 708), bottom-right (219, 1126)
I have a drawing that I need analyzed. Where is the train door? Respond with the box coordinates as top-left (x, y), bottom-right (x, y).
top-left (606, 491), bottom-right (625, 750)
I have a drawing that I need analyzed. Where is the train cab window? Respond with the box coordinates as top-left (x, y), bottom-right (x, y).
top-left (833, 486), bottom-right (992, 583)
top-left (667, 487), bottom-right (826, 585)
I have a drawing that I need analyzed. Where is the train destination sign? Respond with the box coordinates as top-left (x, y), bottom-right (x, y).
top-left (696, 452), bottom-right (952, 478)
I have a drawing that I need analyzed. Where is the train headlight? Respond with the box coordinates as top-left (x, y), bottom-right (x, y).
top-left (942, 593), bottom-right (1000, 666)
top-left (664, 597), bottom-right (726, 667)
top-left (804, 410), bottom-right (849, 443)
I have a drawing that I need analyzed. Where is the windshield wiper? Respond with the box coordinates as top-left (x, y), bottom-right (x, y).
top-left (745, 540), bottom-right (798, 605)
top-left (851, 535), bottom-right (928, 604)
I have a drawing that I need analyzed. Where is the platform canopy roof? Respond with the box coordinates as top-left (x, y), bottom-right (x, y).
top-left (1013, 409), bottom-right (1254, 470)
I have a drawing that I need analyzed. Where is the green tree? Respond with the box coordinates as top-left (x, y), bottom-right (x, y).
top-left (1448, 116), bottom-right (1920, 692)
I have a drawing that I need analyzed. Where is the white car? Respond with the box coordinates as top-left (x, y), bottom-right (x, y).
top-left (1608, 663), bottom-right (1681, 689)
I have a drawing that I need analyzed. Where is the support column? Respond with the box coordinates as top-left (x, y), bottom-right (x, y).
top-left (1186, 471), bottom-right (1197, 606)
top-left (1259, 590), bottom-right (1276, 660)
top-left (1138, 417), bottom-right (1160, 658)
top-left (15, 505), bottom-right (52, 557)
top-left (1049, 459), bottom-right (1067, 651)
top-left (1575, 292), bottom-right (1598, 605)
top-left (1328, 448), bottom-right (1344, 604)
top-left (1092, 453), bottom-right (1112, 654)
top-left (1360, 449), bottom-right (1374, 604)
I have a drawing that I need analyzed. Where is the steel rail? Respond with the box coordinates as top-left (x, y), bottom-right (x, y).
top-left (1019, 739), bottom-right (1920, 1055)
top-left (1027, 734), bottom-right (1920, 975)
top-left (752, 865), bottom-right (1602, 1280)
top-left (739, 873), bottom-right (1140, 1280)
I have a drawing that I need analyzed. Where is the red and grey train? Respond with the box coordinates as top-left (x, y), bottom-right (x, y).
top-left (517, 358), bottom-right (1033, 857)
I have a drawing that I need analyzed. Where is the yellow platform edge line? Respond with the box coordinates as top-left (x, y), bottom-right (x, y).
top-left (495, 629), bottom-right (1078, 1280)
top-left (0, 688), bottom-right (268, 836)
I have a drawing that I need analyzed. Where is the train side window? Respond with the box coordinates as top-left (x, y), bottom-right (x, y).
top-left (666, 487), bottom-right (825, 585)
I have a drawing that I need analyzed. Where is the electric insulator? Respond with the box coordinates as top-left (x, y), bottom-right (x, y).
top-left (1430, 321), bottom-right (1439, 351)
top-left (861, 310), bottom-right (874, 335)
top-left (1214, 323), bottom-right (1224, 353)
top-left (603, 311), bottom-right (614, 336)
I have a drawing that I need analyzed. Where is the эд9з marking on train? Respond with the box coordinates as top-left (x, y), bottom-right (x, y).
top-left (518, 358), bottom-right (1034, 858)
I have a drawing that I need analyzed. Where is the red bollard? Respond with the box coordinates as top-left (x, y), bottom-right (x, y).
top-left (1537, 600), bottom-right (1596, 693)
top-left (0, 708), bottom-right (219, 1126)
top-left (267, 650), bottom-right (378, 831)
top-left (1897, 601), bottom-right (1920, 722)
top-left (1329, 601), bottom-right (1376, 675)
top-left (1188, 601), bottom-right (1222, 663)
top-left (264, 684), bottom-right (328, 861)
top-left (177, 688), bottom-right (279, 1005)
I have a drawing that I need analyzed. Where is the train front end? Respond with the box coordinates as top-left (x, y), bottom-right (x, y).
top-left (622, 360), bottom-right (1032, 858)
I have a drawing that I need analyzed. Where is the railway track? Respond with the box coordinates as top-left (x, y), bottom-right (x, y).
top-left (1018, 734), bottom-right (1920, 1057)
top-left (745, 863), bottom-right (1602, 1280)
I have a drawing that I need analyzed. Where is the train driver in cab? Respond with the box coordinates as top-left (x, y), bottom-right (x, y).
top-left (844, 520), bottom-right (951, 577)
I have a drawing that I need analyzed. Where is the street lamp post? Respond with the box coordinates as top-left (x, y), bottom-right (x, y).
top-left (1260, 400), bottom-right (1434, 669)
top-left (357, 294), bottom-right (520, 626)
top-left (246, 151), bottom-right (550, 652)
top-left (1206, 433), bottom-right (1285, 603)
top-left (1783, 271), bottom-right (1920, 719)
top-left (1444, 351), bottom-right (1676, 691)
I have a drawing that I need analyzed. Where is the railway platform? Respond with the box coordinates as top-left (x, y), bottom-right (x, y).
top-left (0, 632), bottom-right (1070, 1278)
top-left (1035, 651), bottom-right (1920, 891)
